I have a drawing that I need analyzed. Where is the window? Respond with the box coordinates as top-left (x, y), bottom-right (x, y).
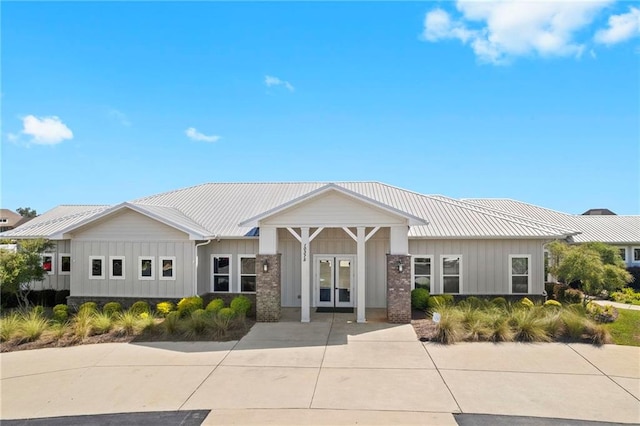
top-left (138, 256), bottom-right (155, 280)
top-left (59, 253), bottom-right (71, 275)
top-left (110, 256), bottom-right (125, 280)
top-left (441, 255), bottom-right (462, 294)
top-left (510, 255), bottom-right (531, 294)
top-left (89, 256), bottom-right (105, 279)
top-left (239, 255), bottom-right (256, 292)
top-left (41, 254), bottom-right (55, 275)
top-left (212, 255), bottom-right (231, 292)
top-left (633, 247), bottom-right (640, 262)
top-left (619, 248), bottom-right (627, 262)
top-left (159, 256), bottom-right (176, 280)
top-left (412, 256), bottom-right (432, 291)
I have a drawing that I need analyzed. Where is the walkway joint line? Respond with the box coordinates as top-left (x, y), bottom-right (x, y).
top-left (421, 343), bottom-right (463, 414)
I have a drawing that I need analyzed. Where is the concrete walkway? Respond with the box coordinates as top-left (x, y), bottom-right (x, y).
top-left (592, 299), bottom-right (640, 311)
top-left (1, 309), bottom-right (639, 425)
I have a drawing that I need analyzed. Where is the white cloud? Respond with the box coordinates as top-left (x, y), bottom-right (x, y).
top-left (423, 1), bottom-right (613, 64)
top-left (108, 108), bottom-right (131, 127)
top-left (265, 75), bottom-right (294, 92)
top-left (185, 127), bottom-right (220, 143)
top-left (594, 7), bottom-right (640, 45)
top-left (19, 115), bottom-right (73, 145)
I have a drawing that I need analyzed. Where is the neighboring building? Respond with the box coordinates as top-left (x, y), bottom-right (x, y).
top-left (2, 182), bottom-right (638, 324)
top-left (582, 208), bottom-right (616, 216)
top-left (0, 209), bottom-right (32, 233)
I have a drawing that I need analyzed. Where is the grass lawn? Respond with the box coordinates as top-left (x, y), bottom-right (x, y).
top-left (605, 309), bottom-right (640, 347)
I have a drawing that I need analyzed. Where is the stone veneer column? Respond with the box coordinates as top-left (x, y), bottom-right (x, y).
top-left (256, 254), bottom-right (281, 322)
top-left (387, 254), bottom-right (411, 324)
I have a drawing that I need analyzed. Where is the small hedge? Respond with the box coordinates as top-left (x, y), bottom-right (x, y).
top-left (156, 301), bottom-right (175, 317)
top-left (130, 301), bottom-right (151, 316)
top-left (52, 304), bottom-right (69, 323)
top-left (411, 288), bottom-right (430, 311)
top-left (205, 299), bottom-right (225, 314)
top-left (230, 296), bottom-right (252, 316)
top-left (103, 302), bottom-right (122, 317)
top-left (177, 296), bottom-right (203, 318)
top-left (78, 302), bottom-right (97, 313)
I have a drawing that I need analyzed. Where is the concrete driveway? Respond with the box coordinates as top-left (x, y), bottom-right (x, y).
top-left (1, 310), bottom-right (639, 425)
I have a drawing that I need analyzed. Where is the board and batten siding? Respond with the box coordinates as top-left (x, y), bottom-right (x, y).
top-left (409, 239), bottom-right (546, 295)
top-left (278, 227), bottom-right (389, 308)
top-left (199, 239), bottom-right (260, 294)
top-left (34, 240), bottom-right (71, 291)
top-left (70, 209), bottom-right (195, 298)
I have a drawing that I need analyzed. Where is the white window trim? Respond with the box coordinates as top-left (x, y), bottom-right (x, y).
top-left (109, 256), bottom-right (126, 280)
top-left (632, 247), bottom-right (640, 263)
top-left (41, 253), bottom-right (55, 276)
top-left (509, 254), bottom-right (531, 294)
top-left (238, 254), bottom-right (257, 293)
top-left (618, 247), bottom-right (627, 262)
top-left (58, 253), bottom-right (71, 275)
top-left (159, 256), bottom-right (176, 281)
top-left (212, 254), bottom-right (232, 292)
top-left (411, 255), bottom-right (433, 292)
top-left (138, 256), bottom-right (155, 280)
top-left (440, 255), bottom-right (463, 294)
top-left (89, 256), bottom-right (105, 280)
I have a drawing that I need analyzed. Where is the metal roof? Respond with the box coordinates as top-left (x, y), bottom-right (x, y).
top-left (3, 183), bottom-right (634, 241)
top-left (465, 198), bottom-right (640, 244)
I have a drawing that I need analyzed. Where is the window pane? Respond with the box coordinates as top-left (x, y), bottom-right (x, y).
top-left (241, 276), bottom-right (256, 292)
top-left (141, 259), bottom-right (153, 277)
top-left (214, 276), bottom-right (229, 292)
top-left (443, 257), bottom-right (460, 274)
top-left (618, 249), bottom-right (626, 261)
top-left (241, 257), bottom-right (255, 275)
top-left (511, 257), bottom-right (528, 275)
top-left (92, 259), bottom-right (102, 276)
top-left (512, 276), bottom-right (529, 293)
top-left (634, 248), bottom-right (640, 262)
top-left (61, 256), bottom-right (71, 272)
top-left (414, 258), bottom-right (431, 275)
top-left (214, 257), bottom-right (229, 274)
top-left (42, 256), bottom-right (53, 272)
top-left (415, 276), bottom-right (431, 292)
top-left (162, 259), bottom-right (173, 277)
top-left (112, 259), bottom-right (123, 277)
top-left (443, 276), bottom-right (459, 293)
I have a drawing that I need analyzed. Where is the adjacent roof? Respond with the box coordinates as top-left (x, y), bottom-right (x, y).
top-left (0, 209), bottom-right (30, 229)
top-left (2, 182), bottom-right (635, 242)
top-left (465, 198), bottom-right (640, 244)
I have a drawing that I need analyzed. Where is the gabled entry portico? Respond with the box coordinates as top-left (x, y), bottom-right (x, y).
top-left (240, 184), bottom-right (427, 323)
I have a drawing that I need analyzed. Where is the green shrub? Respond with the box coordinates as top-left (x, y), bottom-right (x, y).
top-left (114, 311), bottom-right (143, 336)
top-left (585, 321), bottom-right (611, 345)
top-left (564, 288), bottom-right (584, 304)
top-left (411, 288), bottom-right (430, 311)
top-left (510, 308), bottom-right (550, 342)
top-left (586, 302), bottom-right (618, 323)
top-left (156, 301), bottom-right (175, 317)
top-left (205, 299), bottom-right (225, 314)
top-left (102, 302), bottom-right (122, 318)
top-left (611, 287), bottom-right (640, 305)
top-left (434, 306), bottom-right (464, 344)
top-left (213, 307), bottom-right (236, 335)
top-left (32, 305), bottom-right (45, 316)
top-left (129, 301), bottom-right (151, 316)
top-left (544, 300), bottom-right (562, 309)
top-left (73, 308), bottom-right (94, 339)
top-left (18, 311), bottom-right (50, 343)
top-left (428, 294), bottom-right (453, 310)
top-left (490, 297), bottom-right (508, 309)
top-left (78, 302), bottom-right (98, 314)
top-left (553, 283), bottom-right (568, 302)
top-left (460, 296), bottom-right (485, 309)
top-left (519, 297), bottom-right (535, 309)
top-left (183, 309), bottom-right (210, 337)
top-left (177, 296), bottom-right (203, 318)
top-left (0, 312), bottom-right (21, 342)
top-left (52, 304), bottom-right (69, 323)
top-left (218, 307), bottom-right (235, 320)
top-left (163, 311), bottom-right (181, 335)
top-left (486, 311), bottom-right (514, 342)
top-left (230, 295), bottom-right (252, 316)
top-left (561, 310), bottom-right (588, 340)
top-left (91, 312), bottom-right (113, 335)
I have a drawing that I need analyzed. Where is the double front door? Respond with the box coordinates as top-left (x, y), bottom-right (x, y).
top-left (315, 255), bottom-right (355, 308)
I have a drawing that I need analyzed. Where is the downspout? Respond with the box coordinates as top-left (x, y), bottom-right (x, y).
top-left (194, 238), bottom-right (213, 296)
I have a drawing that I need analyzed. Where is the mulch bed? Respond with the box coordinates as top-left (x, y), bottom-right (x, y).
top-left (411, 309), bottom-right (438, 341)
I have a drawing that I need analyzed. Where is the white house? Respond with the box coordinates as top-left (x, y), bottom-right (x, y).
top-left (2, 182), bottom-right (638, 323)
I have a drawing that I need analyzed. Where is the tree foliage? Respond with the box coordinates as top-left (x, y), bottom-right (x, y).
top-left (0, 239), bottom-right (54, 308)
top-left (548, 241), bottom-right (633, 296)
top-left (16, 207), bottom-right (37, 218)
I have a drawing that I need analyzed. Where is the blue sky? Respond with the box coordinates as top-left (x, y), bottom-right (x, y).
top-left (2, 1), bottom-right (639, 216)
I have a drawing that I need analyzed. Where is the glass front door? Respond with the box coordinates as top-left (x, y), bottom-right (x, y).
top-left (315, 256), bottom-right (355, 307)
